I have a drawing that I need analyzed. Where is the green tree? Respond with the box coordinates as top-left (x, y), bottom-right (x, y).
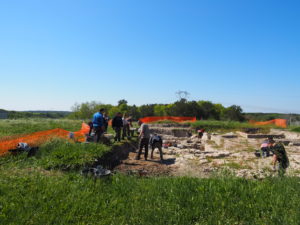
top-left (224, 105), bottom-right (245, 121)
top-left (154, 105), bottom-right (167, 116)
top-left (118, 99), bottom-right (128, 106)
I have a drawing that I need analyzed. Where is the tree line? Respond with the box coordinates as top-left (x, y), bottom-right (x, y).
top-left (68, 99), bottom-right (245, 122)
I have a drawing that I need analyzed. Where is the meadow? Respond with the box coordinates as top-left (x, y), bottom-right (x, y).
top-left (0, 119), bottom-right (300, 225)
top-left (0, 119), bottom-right (82, 138)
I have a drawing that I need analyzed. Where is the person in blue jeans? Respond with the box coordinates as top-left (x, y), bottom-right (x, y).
top-left (92, 108), bottom-right (105, 143)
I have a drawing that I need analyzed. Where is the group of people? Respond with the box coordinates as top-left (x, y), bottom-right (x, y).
top-left (111, 112), bottom-right (132, 142)
top-left (260, 137), bottom-right (289, 176)
top-left (91, 109), bottom-right (164, 162)
top-left (90, 109), bottom-right (133, 143)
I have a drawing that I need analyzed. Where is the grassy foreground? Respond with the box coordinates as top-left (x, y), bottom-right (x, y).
top-left (0, 172), bottom-right (300, 225)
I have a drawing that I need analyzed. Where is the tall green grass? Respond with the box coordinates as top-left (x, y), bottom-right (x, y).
top-left (0, 138), bottom-right (110, 171)
top-left (37, 139), bottom-right (110, 170)
top-left (0, 173), bottom-right (299, 225)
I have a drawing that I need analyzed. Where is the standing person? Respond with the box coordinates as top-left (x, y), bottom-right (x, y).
top-left (150, 133), bottom-right (164, 162)
top-left (136, 120), bottom-right (150, 160)
top-left (112, 112), bottom-right (123, 142)
top-left (270, 140), bottom-right (289, 176)
top-left (103, 112), bottom-right (109, 133)
top-left (92, 108), bottom-right (105, 143)
top-left (122, 114), bottom-right (130, 139)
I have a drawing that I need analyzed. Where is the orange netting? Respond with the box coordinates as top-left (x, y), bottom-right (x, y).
top-left (0, 123), bottom-right (90, 156)
top-left (249, 119), bottom-right (287, 128)
top-left (139, 116), bottom-right (197, 123)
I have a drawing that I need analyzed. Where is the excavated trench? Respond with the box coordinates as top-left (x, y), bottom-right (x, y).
top-left (96, 141), bottom-right (138, 170)
top-left (95, 125), bottom-right (300, 178)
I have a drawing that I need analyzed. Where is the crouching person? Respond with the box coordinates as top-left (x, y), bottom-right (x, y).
top-left (260, 140), bottom-right (270, 158)
top-left (150, 133), bottom-right (164, 162)
top-left (270, 140), bottom-right (289, 176)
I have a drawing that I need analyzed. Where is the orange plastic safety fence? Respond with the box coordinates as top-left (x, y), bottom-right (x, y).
top-left (0, 123), bottom-right (90, 156)
top-left (139, 116), bottom-right (197, 123)
top-left (249, 119), bottom-right (287, 128)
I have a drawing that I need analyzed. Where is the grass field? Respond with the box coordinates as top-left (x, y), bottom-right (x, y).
top-left (0, 119), bottom-right (83, 138)
top-left (0, 119), bottom-right (299, 224)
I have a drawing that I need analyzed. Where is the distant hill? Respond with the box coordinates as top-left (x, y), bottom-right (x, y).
top-left (22, 110), bottom-right (71, 114)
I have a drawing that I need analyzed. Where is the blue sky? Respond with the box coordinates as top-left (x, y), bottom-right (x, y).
top-left (0, 0), bottom-right (299, 113)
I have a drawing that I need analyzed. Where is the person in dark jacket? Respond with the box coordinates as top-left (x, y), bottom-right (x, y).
top-left (112, 112), bottom-right (123, 142)
top-left (150, 133), bottom-right (164, 162)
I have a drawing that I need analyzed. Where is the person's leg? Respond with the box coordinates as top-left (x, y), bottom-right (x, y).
top-left (151, 144), bottom-right (155, 159)
top-left (94, 127), bottom-right (100, 143)
top-left (122, 126), bottom-right (125, 139)
top-left (96, 129), bottom-right (102, 143)
top-left (126, 125), bottom-right (130, 138)
top-left (278, 163), bottom-right (286, 177)
top-left (115, 127), bottom-right (120, 141)
top-left (136, 138), bottom-right (144, 160)
top-left (114, 129), bottom-right (117, 141)
top-left (158, 143), bottom-right (163, 161)
top-left (117, 127), bottom-right (121, 141)
top-left (144, 138), bottom-right (149, 160)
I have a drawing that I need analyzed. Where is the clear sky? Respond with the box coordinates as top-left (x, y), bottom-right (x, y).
top-left (1, 0), bottom-right (299, 113)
